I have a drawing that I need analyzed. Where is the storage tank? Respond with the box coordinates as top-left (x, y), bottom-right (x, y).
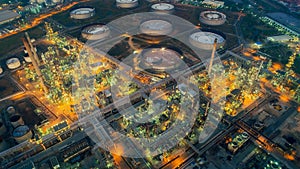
top-left (151, 3), bottom-right (175, 14)
top-left (139, 47), bottom-right (182, 72)
top-left (0, 66), bottom-right (3, 75)
top-left (241, 132), bottom-right (249, 139)
top-left (12, 125), bottom-right (32, 144)
top-left (70, 7), bottom-right (95, 20)
top-left (254, 121), bottom-right (264, 130)
top-left (116, 0), bottom-right (139, 8)
top-left (24, 54), bottom-right (32, 63)
top-left (81, 24), bottom-right (110, 40)
top-left (10, 114), bottom-right (24, 128)
top-left (6, 106), bottom-right (16, 115)
top-left (189, 31), bottom-right (225, 50)
top-left (52, 0), bottom-right (61, 4)
top-left (199, 11), bottom-right (226, 26)
top-left (228, 141), bottom-right (238, 152)
top-left (140, 19), bottom-right (173, 36)
top-left (6, 58), bottom-right (21, 70)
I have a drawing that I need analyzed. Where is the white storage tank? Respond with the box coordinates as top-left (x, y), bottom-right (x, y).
top-left (140, 19), bottom-right (173, 36)
top-left (81, 24), bottom-right (110, 40)
top-left (140, 48), bottom-right (182, 72)
top-left (189, 31), bottom-right (225, 50)
top-left (151, 3), bottom-right (175, 14)
top-left (24, 54), bottom-right (32, 63)
top-left (6, 106), bottom-right (16, 115)
top-left (116, 0), bottom-right (139, 8)
top-left (199, 11), bottom-right (226, 26)
top-left (6, 58), bottom-right (21, 70)
top-left (70, 7), bottom-right (95, 20)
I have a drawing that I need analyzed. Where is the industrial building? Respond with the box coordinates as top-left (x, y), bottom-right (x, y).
top-left (0, 10), bottom-right (21, 25)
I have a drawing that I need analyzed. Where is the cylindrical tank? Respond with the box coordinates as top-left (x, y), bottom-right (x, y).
top-left (0, 122), bottom-right (7, 136)
top-left (70, 7), bottom-right (95, 20)
top-left (0, 66), bottom-right (3, 75)
top-left (52, 0), bottom-right (61, 4)
top-left (6, 58), bottom-right (21, 70)
top-left (269, 160), bottom-right (281, 169)
top-left (24, 54), bottom-right (32, 63)
top-left (12, 125), bottom-right (32, 144)
top-left (6, 106), bottom-right (16, 115)
top-left (199, 11), bottom-right (226, 26)
top-left (254, 121), bottom-right (264, 130)
top-left (189, 31), bottom-right (225, 50)
top-left (116, 0), bottom-right (139, 8)
top-left (151, 3), bottom-right (175, 14)
top-left (236, 136), bottom-right (243, 143)
top-left (10, 115), bottom-right (24, 128)
top-left (140, 48), bottom-right (182, 72)
top-left (228, 141), bottom-right (238, 152)
top-left (81, 24), bottom-right (110, 40)
top-left (241, 132), bottom-right (249, 139)
top-left (140, 19), bottom-right (173, 36)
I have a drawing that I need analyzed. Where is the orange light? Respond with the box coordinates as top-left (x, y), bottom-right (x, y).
top-left (279, 95), bottom-right (290, 103)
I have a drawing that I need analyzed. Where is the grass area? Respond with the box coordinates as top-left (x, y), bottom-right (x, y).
top-left (240, 15), bottom-right (280, 43)
top-left (259, 42), bottom-right (300, 74)
top-left (259, 42), bottom-right (293, 63)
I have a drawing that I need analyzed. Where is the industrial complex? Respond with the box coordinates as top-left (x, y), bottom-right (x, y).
top-left (0, 0), bottom-right (299, 169)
